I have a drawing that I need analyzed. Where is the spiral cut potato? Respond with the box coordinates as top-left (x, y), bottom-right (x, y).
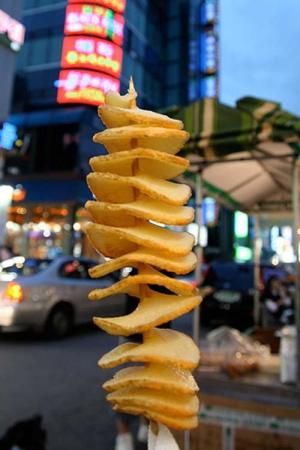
top-left (84, 80), bottom-right (201, 448)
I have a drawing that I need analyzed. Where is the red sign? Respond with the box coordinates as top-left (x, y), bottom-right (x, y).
top-left (64, 4), bottom-right (124, 46)
top-left (68, 0), bottom-right (126, 14)
top-left (0, 9), bottom-right (25, 51)
top-left (56, 69), bottom-right (120, 107)
top-left (61, 35), bottom-right (122, 77)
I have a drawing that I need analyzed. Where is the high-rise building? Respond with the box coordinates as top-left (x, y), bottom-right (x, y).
top-left (2, 0), bottom-right (218, 258)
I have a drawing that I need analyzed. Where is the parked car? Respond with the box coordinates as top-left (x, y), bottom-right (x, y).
top-left (199, 262), bottom-right (290, 330)
top-left (0, 256), bottom-right (124, 337)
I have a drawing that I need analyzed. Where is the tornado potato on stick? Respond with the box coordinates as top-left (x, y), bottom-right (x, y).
top-left (84, 79), bottom-right (201, 449)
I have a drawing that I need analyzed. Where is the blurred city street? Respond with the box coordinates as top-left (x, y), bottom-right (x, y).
top-left (0, 314), bottom-right (192, 450)
top-left (0, 326), bottom-right (118, 450)
top-left (1, 0), bottom-right (300, 449)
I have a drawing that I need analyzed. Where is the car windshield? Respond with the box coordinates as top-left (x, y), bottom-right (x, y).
top-left (0, 257), bottom-right (51, 277)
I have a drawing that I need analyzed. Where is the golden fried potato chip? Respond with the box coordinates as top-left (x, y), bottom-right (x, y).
top-left (103, 363), bottom-right (199, 394)
top-left (86, 200), bottom-right (136, 227)
top-left (84, 222), bottom-right (194, 259)
top-left (99, 105), bottom-right (183, 130)
top-left (84, 222), bottom-right (138, 258)
top-left (105, 89), bottom-right (136, 108)
top-left (107, 386), bottom-right (199, 417)
top-left (89, 265), bottom-right (197, 300)
top-left (113, 405), bottom-right (198, 430)
top-left (93, 125), bottom-right (189, 155)
top-left (89, 248), bottom-right (197, 278)
top-left (98, 328), bottom-right (200, 369)
top-left (90, 148), bottom-right (188, 180)
top-left (87, 172), bottom-right (191, 206)
top-left (93, 288), bottom-right (201, 336)
top-left (85, 199), bottom-right (194, 227)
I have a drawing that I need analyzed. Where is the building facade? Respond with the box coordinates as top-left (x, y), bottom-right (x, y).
top-left (2, 0), bottom-right (217, 258)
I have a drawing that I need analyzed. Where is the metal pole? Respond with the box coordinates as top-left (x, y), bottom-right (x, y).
top-left (292, 157), bottom-right (300, 385)
top-left (186, 172), bottom-right (203, 450)
top-left (254, 214), bottom-right (262, 326)
top-left (193, 172), bottom-right (203, 345)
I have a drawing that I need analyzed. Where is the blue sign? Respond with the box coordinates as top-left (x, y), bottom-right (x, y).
top-left (0, 122), bottom-right (17, 150)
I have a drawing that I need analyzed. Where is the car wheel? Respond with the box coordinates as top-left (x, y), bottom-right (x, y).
top-left (45, 305), bottom-right (73, 339)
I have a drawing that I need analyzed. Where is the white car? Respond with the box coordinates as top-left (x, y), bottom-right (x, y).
top-left (0, 255), bottom-right (125, 338)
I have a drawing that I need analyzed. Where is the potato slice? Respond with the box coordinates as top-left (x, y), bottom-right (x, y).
top-left (93, 125), bottom-right (189, 155)
top-left (90, 148), bottom-right (188, 180)
top-left (87, 172), bottom-right (191, 206)
top-left (89, 249), bottom-right (197, 278)
top-left (89, 265), bottom-right (197, 300)
top-left (98, 328), bottom-right (200, 369)
top-left (93, 288), bottom-right (201, 336)
top-left (99, 105), bottom-right (183, 129)
top-left (105, 90), bottom-right (136, 108)
top-left (84, 222), bottom-right (138, 258)
top-left (107, 386), bottom-right (199, 417)
top-left (87, 170), bottom-right (191, 206)
top-left (103, 364), bottom-right (199, 394)
top-left (113, 405), bottom-right (198, 430)
top-left (85, 199), bottom-right (194, 227)
top-left (84, 222), bottom-right (194, 258)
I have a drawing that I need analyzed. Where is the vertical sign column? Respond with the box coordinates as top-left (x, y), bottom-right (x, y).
top-left (57, 0), bottom-right (126, 107)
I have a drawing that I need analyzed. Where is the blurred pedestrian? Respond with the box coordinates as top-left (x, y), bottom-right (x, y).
top-left (262, 275), bottom-right (294, 326)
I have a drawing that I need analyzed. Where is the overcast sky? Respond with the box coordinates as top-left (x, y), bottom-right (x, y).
top-left (220, 0), bottom-right (300, 115)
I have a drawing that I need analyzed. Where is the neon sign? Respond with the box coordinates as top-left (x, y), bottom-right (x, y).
top-left (64, 4), bottom-right (124, 46)
top-left (56, 69), bottom-right (120, 107)
top-left (61, 35), bottom-right (122, 77)
top-left (68, 0), bottom-right (126, 14)
top-left (57, 0), bottom-right (125, 106)
top-left (0, 9), bottom-right (25, 52)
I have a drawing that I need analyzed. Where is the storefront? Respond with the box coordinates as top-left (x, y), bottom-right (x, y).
top-left (1, 178), bottom-right (98, 259)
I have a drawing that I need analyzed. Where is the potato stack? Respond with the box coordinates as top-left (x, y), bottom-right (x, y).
top-left (84, 80), bottom-right (201, 446)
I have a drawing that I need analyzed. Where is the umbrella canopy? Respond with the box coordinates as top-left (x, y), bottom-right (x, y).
top-left (178, 97), bottom-right (300, 212)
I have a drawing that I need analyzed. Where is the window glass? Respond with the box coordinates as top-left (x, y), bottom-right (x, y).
top-left (30, 37), bottom-right (48, 65)
top-left (166, 88), bottom-right (179, 107)
top-left (48, 35), bottom-right (62, 63)
top-left (122, 54), bottom-right (135, 81)
top-left (59, 260), bottom-right (88, 279)
top-left (16, 42), bottom-right (30, 69)
top-left (125, 0), bottom-right (139, 26)
top-left (167, 39), bottom-right (180, 60)
top-left (168, 18), bottom-right (180, 39)
top-left (23, 0), bottom-right (37, 9)
top-left (167, 63), bottom-right (180, 85)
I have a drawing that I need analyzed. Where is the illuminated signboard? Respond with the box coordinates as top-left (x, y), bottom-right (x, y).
top-left (64, 4), bottom-right (124, 46)
top-left (57, 0), bottom-right (125, 107)
top-left (68, 0), bottom-right (126, 14)
top-left (61, 35), bottom-right (122, 77)
top-left (0, 9), bottom-right (25, 52)
top-left (56, 69), bottom-right (120, 106)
